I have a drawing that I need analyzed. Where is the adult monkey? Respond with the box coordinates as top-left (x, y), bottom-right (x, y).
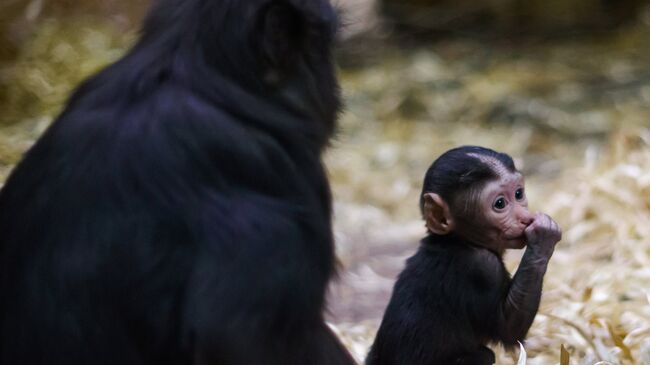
top-left (366, 146), bottom-right (562, 365)
top-left (0, 1), bottom-right (355, 364)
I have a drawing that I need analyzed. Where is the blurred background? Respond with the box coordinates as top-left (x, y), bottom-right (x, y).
top-left (1, 0), bottom-right (650, 364)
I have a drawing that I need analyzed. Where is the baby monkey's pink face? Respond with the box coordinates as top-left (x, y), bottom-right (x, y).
top-left (471, 171), bottom-right (535, 252)
top-left (422, 159), bottom-right (538, 255)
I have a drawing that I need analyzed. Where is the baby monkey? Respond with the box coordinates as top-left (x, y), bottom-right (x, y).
top-left (366, 146), bottom-right (562, 365)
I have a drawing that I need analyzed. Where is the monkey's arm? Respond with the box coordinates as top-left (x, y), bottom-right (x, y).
top-left (497, 248), bottom-right (549, 345)
top-left (498, 213), bottom-right (561, 345)
top-left (179, 194), bottom-right (348, 365)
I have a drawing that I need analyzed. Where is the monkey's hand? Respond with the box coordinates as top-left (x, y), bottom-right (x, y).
top-left (497, 213), bottom-right (561, 345)
top-left (524, 213), bottom-right (562, 260)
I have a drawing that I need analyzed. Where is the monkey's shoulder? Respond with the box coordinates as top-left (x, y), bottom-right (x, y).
top-left (402, 236), bottom-right (509, 292)
top-left (466, 248), bottom-right (510, 292)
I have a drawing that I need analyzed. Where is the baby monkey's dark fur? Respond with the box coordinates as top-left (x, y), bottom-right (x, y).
top-left (367, 146), bottom-right (561, 365)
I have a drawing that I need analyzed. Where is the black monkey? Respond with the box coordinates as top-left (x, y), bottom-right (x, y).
top-left (366, 146), bottom-right (562, 365)
top-left (0, 1), bottom-right (355, 364)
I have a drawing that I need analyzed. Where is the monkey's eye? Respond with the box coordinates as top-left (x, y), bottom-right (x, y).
top-left (493, 197), bottom-right (507, 210)
top-left (515, 188), bottom-right (525, 201)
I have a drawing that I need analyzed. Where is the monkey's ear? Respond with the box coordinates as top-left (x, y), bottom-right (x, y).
top-left (256, 0), bottom-right (304, 82)
top-left (423, 193), bottom-right (455, 235)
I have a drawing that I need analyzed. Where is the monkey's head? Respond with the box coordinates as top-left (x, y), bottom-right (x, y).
top-left (420, 146), bottom-right (535, 254)
top-left (140, 0), bottom-right (340, 134)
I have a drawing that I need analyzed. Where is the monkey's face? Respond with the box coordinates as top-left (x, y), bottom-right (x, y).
top-left (472, 172), bottom-right (535, 252)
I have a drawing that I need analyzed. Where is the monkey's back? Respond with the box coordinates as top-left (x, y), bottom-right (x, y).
top-left (0, 39), bottom-right (339, 365)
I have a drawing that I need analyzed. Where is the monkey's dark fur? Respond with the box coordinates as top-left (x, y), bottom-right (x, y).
top-left (0, 1), bottom-right (354, 364)
top-left (367, 146), bottom-right (548, 365)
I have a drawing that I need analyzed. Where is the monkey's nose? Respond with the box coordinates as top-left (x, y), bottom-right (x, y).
top-left (519, 209), bottom-right (535, 226)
